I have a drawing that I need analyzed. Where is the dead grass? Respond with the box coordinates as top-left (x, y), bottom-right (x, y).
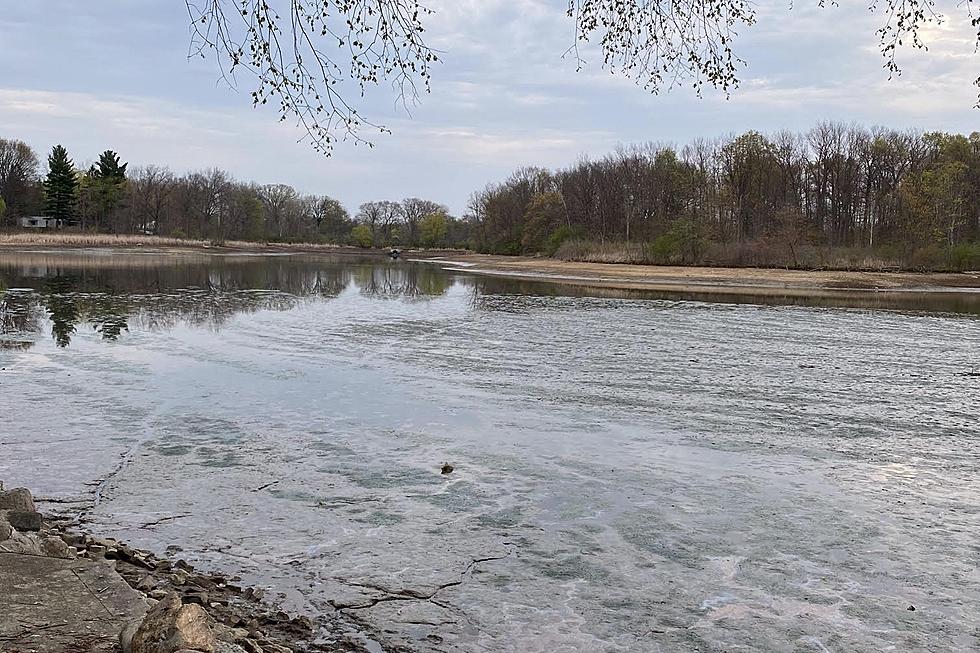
top-left (0, 232), bottom-right (210, 248)
top-left (0, 232), bottom-right (352, 251)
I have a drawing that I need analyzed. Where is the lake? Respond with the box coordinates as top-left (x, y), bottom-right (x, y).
top-left (1, 250), bottom-right (978, 652)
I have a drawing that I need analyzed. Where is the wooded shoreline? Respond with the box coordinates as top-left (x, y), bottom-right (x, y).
top-left (2, 234), bottom-right (978, 296)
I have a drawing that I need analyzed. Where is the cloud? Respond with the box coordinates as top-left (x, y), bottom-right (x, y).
top-left (3, 0), bottom-right (980, 215)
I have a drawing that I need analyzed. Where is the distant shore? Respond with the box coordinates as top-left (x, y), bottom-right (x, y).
top-left (3, 231), bottom-right (980, 297)
top-left (416, 253), bottom-right (980, 296)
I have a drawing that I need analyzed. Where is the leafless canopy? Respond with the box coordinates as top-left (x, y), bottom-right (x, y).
top-left (185, 0), bottom-right (438, 153)
top-left (185, 0), bottom-right (980, 153)
top-left (567, 0), bottom-right (755, 95)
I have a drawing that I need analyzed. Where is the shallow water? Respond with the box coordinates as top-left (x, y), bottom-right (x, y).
top-left (1, 250), bottom-right (979, 652)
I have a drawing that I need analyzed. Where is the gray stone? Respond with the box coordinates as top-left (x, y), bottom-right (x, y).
top-left (130, 592), bottom-right (216, 653)
top-left (0, 531), bottom-right (42, 556)
top-left (5, 509), bottom-right (42, 531)
top-left (40, 536), bottom-right (71, 559)
top-left (214, 643), bottom-right (248, 653)
top-left (1, 552), bottom-right (147, 653)
top-left (0, 488), bottom-right (36, 512)
top-left (0, 518), bottom-right (11, 542)
top-left (121, 620), bottom-right (141, 653)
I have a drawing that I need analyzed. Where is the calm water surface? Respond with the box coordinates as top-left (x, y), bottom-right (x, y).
top-left (1, 250), bottom-right (978, 652)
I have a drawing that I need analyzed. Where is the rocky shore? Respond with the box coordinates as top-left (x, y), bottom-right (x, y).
top-left (0, 486), bottom-right (378, 653)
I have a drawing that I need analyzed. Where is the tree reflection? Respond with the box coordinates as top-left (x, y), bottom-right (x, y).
top-left (355, 264), bottom-right (451, 300)
top-left (43, 276), bottom-right (80, 348)
top-left (0, 289), bottom-right (43, 350)
top-left (0, 253), bottom-right (463, 347)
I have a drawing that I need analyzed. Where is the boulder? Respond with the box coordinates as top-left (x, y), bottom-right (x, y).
top-left (0, 530), bottom-right (43, 555)
top-left (40, 536), bottom-right (71, 558)
top-left (0, 488), bottom-right (36, 512)
top-left (126, 592), bottom-right (216, 653)
top-left (5, 509), bottom-right (42, 531)
top-left (0, 518), bottom-right (11, 542)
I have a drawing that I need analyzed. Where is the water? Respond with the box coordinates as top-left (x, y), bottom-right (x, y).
top-left (1, 250), bottom-right (978, 652)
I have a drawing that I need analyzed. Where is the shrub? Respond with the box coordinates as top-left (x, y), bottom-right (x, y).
top-left (545, 225), bottom-right (578, 256)
top-left (350, 224), bottom-right (374, 248)
top-left (948, 242), bottom-right (980, 270)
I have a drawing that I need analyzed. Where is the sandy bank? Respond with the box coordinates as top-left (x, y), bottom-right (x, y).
top-left (413, 253), bottom-right (980, 295)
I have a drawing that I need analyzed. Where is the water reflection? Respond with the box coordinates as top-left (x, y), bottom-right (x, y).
top-left (0, 252), bottom-right (456, 347)
top-left (0, 250), bottom-right (977, 348)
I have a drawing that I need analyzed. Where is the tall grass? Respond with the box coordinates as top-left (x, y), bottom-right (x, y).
top-left (0, 232), bottom-right (352, 250)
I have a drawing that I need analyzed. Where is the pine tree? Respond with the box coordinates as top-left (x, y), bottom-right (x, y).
top-left (85, 150), bottom-right (128, 231)
top-left (43, 145), bottom-right (78, 224)
top-left (93, 150), bottom-right (127, 181)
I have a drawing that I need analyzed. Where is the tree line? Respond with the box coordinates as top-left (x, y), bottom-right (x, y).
top-left (0, 138), bottom-right (468, 248)
top-left (4, 123), bottom-right (980, 270)
top-left (467, 123), bottom-right (980, 270)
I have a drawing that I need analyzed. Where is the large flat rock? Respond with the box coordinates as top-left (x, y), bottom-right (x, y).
top-left (0, 552), bottom-right (147, 652)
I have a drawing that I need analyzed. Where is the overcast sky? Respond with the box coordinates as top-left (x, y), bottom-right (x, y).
top-left (1, 0), bottom-right (978, 214)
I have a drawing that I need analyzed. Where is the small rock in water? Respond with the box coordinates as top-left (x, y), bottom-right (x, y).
top-left (907, 605), bottom-right (916, 611)
top-left (441, 463), bottom-right (454, 475)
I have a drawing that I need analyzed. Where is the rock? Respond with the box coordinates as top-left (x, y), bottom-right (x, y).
top-left (149, 589), bottom-right (170, 600)
top-left (239, 639), bottom-right (264, 653)
top-left (120, 620), bottom-right (141, 653)
top-left (40, 536), bottom-right (71, 558)
top-left (184, 590), bottom-right (210, 606)
top-left (214, 644), bottom-right (248, 653)
top-left (5, 509), bottom-right (42, 531)
top-left (262, 644), bottom-right (292, 653)
top-left (213, 624), bottom-right (250, 644)
top-left (0, 487), bottom-right (36, 512)
top-left (0, 530), bottom-right (42, 555)
top-left (0, 519), bottom-right (11, 542)
top-left (129, 592), bottom-right (216, 653)
top-left (136, 574), bottom-right (157, 592)
top-left (441, 462), bottom-right (454, 475)
top-left (88, 543), bottom-right (107, 558)
top-left (908, 605), bottom-right (916, 611)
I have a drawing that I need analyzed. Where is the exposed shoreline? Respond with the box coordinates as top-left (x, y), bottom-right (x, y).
top-left (413, 253), bottom-right (980, 296)
top-left (2, 234), bottom-right (980, 299)
top-left (0, 485), bottom-right (382, 653)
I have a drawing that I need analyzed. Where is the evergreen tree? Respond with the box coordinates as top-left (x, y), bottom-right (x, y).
top-left (84, 150), bottom-right (128, 230)
top-left (94, 150), bottom-right (127, 181)
top-left (43, 145), bottom-right (78, 224)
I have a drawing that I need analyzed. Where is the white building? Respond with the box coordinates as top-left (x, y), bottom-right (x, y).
top-left (17, 216), bottom-right (63, 229)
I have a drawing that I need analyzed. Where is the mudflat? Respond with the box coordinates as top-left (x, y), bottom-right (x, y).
top-left (417, 253), bottom-right (980, 294)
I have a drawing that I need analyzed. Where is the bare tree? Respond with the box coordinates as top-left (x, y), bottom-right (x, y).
top-left (260, 183), bottom-right (300, 239)
top-left (356, 200), bottom-right (401, 245)
top-left (400, 197), bottom-right (445, 245)
top-left (185, 0), bottom-right (437, 153)
top-left (127, 165), bottom-right (175, 234)
top-left (0, 138), bottom-right (40, 222)
top-left (184, 0), bottom-right (979, 154)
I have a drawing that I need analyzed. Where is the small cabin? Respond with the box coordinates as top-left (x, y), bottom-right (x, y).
top-left (18, 216), bottom-right (62, 229)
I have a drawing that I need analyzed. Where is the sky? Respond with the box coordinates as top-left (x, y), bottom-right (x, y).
top-left (1, 0), bottom-right (979, 215)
